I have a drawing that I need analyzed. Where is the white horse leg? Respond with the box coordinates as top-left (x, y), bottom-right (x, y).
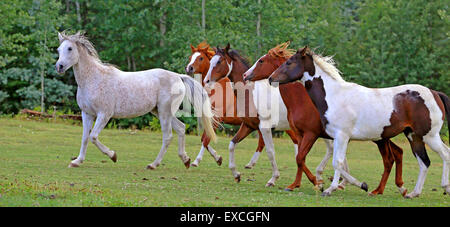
top-left (192, 145), bottom-right (206, 167)
top-left (245, 152), bottom-right (261, 169)
top-left (229, 141), bottom-right (241, 181)
top-left (323, 135), bottom-right (366, 196)
top-left (172, 117), bottom-right (191, 168)
top-left (147, 114), bottom-right (173, 169)
top-left (424, 134), bottom-right (450, 195)
top-left (69, 112), bottom-right (94, 168)
top-left (316, 139), bottom-right (333, 185)
top-left (89, 113), bottom-right (117, 161)
top-left (259, 128), bottom-right (280, 187)
top-left (206, 145), bottom-right (222, 165)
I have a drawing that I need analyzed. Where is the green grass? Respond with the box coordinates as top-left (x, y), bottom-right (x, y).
top-left (0, 118), bottom-right (449, 207)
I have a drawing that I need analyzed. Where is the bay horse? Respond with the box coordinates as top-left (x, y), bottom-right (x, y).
top-left (186, 42), bottom-right (266, 169)
top-left (203, 43), bottom-right (320, 188)
top-left (269, 46), bottom-right (450, 198)
top-left (55, 31), bottom-right (216, 170)
top-left (245, 42), bottom-right (406, 195)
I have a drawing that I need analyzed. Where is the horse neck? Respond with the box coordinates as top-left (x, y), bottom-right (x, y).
top-left (228, 60), bottom-right (248, 84)
top-left (73, 53), bottom-right (110, 88)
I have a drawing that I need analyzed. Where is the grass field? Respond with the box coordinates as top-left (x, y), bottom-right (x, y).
top-left (0, 117), bottom-right (449, 207)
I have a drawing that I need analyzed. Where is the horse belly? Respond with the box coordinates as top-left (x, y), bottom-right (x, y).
top-left (112, 80), bottom-right (158, 118)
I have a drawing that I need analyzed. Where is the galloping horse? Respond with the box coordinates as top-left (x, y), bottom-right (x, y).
top-left (203, 43), bottom-right (318, 187)
top-left (55, 31), bottom-right (216, 170)
top-left (245, 42), bottom-right (405, 195)
top-left (186, 42), bottom-right (268, 169)
top-left (269, 46), bottom-right (450, 198)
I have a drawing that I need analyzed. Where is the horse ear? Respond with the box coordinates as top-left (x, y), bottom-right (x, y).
top-left (58, 32), bottom-right (64, 43)
top-left (190, 44), bottom-right (196, 53)
top-left (299, 46), bottom-right (309, 57)
top-left (225, 43), bottom-right (231, 53)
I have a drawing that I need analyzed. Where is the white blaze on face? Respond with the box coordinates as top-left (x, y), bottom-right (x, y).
top-left (186, 52), bottom-right (201, 72)
top-left (204, 55), bottom-right (221, 84)
top-left (245, 55), bottom-right (264, 79)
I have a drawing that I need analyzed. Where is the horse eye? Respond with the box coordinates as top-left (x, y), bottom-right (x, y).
top-left (199, 57), bottom-right (203, 61)
top-left (258, 59), bottom-right (263, 63)
top-left (217, 60), bottom-right (221, 64)
top-left (68, 47), bottom-right (72, 51)
top-left (286, 61), bottom-right (291, 65)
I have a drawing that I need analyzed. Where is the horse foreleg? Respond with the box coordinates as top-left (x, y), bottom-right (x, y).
top-left (285, 133), bottom-right (318, 191)
top-left (229, 123), bottom-right (255, 183)
top-left (69, 111), bottom-right (94, 168)
top-left (88, 113), bottom-right (117, 163)
top-left (245, 130), bottom-right (265, 169)
top-left (258, 127), bottom-right (280, 187)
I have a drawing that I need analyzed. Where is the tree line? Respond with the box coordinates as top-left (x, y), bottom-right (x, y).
top-left (1, 0), bottom-right (448, 132)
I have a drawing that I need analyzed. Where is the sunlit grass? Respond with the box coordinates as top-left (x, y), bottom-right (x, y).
top-left (0, 118), bottom-right (448, 206)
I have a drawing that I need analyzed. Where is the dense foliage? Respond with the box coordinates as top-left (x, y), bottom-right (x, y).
top-left (1, 0), bottom-right (448, 132)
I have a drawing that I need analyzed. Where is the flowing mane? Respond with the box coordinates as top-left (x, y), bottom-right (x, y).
top-left (217, 48), bottom-right (250, 68)
top-left (196, 41), bottom-right (216, 59)
top-left (268, 41), bottom-right (295, 59)
top-left (310, 49), bottom-right (344, 82)
top-left (59, 31), bottom-right (117, 69)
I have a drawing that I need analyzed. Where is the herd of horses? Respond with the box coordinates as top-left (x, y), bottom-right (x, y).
top-left (55, 31), bottom-right (449, 198)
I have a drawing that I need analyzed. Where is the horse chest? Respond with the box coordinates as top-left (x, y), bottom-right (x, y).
top-left (252, 80), bottom-right (289, 130)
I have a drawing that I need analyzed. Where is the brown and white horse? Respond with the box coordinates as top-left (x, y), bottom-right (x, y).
top-left (186, 42), bottom-right (265, 169)
top-left (269, 46), bottom-right (450, 198)
top-left (203, 43), bottom-right (320, 187)
top-left (245, 42), bottom-right (406, 195)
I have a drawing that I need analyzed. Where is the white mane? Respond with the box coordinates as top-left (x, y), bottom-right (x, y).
top-left (312, 54), bottom-right (345, 82)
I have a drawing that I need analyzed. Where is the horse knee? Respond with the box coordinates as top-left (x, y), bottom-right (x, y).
top-left (89, 134), bottom-right (98, 143)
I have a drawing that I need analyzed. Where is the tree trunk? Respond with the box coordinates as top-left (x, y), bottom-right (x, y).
top-left (75, 0), bottom-right (81, 23)
top-left (40, 30), bottom-right (47, 113)
top-left (256, 0), bottom-right (262, 58)
top-left (202, 0), bottom-right (206, 33)
top-left (160, 11), bottom-right (167, 47)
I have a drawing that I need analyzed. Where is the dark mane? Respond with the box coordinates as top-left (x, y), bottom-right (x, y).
top-left (217, 48), bottom-right (250, 69)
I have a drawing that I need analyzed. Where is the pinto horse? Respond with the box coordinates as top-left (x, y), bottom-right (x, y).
top-left (186, 42), bottom-right (266, 168)
top-left (269, 46), bottom-right (450, 198)
top-left (55, 31), bottom-right (216, 170)
top-left (203, 43), bottom-right (325, 187)
top-left (245, 42), bottom-right (406, 195)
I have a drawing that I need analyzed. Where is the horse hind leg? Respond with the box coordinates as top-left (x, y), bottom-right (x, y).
top-left (423, 134), bottom-right (450, 195)
top-left (192, 132), bottom-right (222, 167)
top-left (369, 139), bottom-right (396, 196)
top-left (147, 114), bottom-right (174, 170)
top-left (405, 132), bottom-right (431, 198)
top-left (245, 130), bottom-right (265, 169)
top-left (172, 117), bottom-right (191, 169)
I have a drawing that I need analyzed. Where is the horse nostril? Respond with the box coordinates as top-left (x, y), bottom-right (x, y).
top-left (268, 77), bottom-right (273, 83)
top-left (189, 66), bottom-right (193, 71)
top-left (59, 64), bottom-right (64, 70)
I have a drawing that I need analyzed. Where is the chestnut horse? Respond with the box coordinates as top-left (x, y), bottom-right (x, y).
top-left (203, 44), bottom-right (322, 187)
top-left (269, 46), bottom-right (450, 198)
top-left (186, 42), bottom-right (266, 169)
top-left (245, 42), bottom-right (406, 195)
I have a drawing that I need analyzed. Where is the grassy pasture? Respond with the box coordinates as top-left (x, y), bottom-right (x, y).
top-left (0, 118), bottom-right (448, 207)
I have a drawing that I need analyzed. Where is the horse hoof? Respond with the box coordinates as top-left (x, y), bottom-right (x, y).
top-left (338, 185), bottom-right (345, 190)
top-left (146, 164), bottom-right (156, 170)
top-left (284, 188), bottom-right (294, 192)
top-left (266, 182), bottom-right (275, 187)
top-left (321, 191), bottom-right (331, 197)
top-left (405, 192), bottom-right (419, 199)
top-left (111, 152), bottom-right (117, 163)
top-left (244, 164), bottom-right (253, 169)
top-left (216, 156), bottom-right (223, 166)
top-left (361, 182), bottom-right (368, 192)
top-left (68, 162), bottom-right (79, 168)
top-left (184, 158), bottom-right (191, 169)
top-left (235, 174), bottom-right (241, 183)
top-left (191, 162), bottom-right (198, 167)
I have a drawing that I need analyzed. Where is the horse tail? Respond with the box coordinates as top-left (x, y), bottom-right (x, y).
top-left (437, 91), bottom-right (449, 143)
top-left (180, 75), bottom-right (217, 143)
